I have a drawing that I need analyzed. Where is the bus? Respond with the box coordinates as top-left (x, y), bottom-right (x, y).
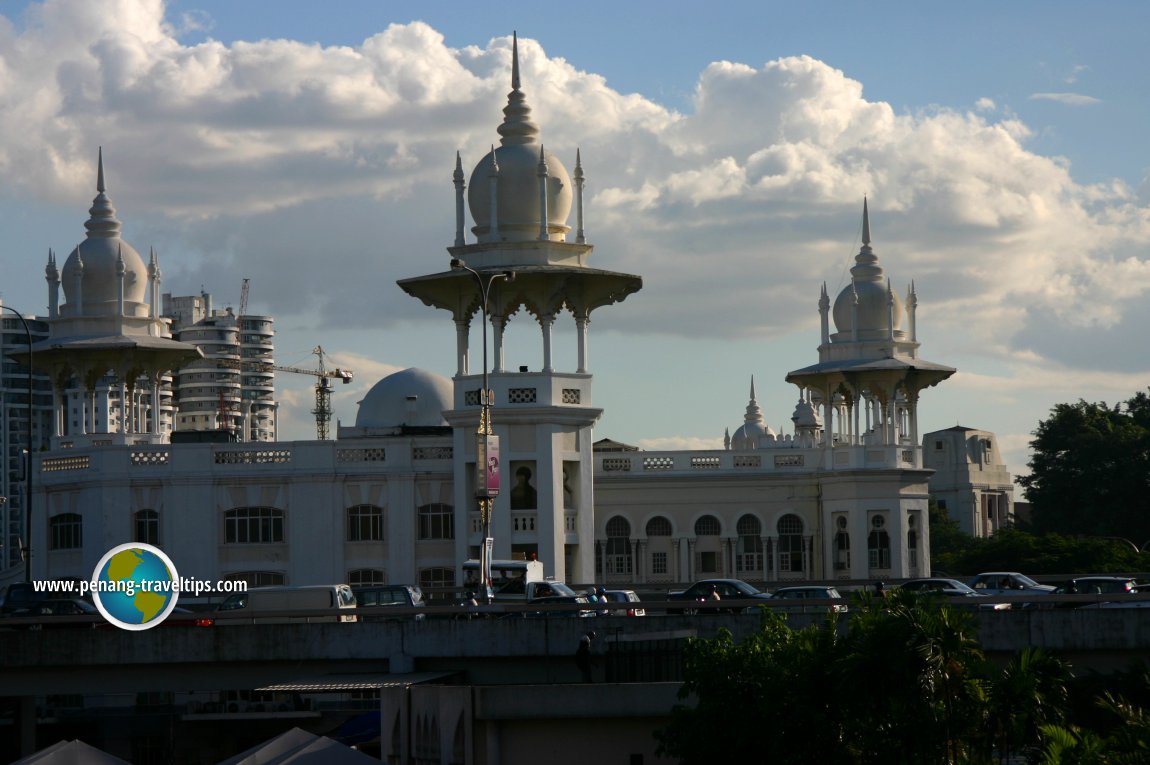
top-left (462, 559), bottom-right (545, 598)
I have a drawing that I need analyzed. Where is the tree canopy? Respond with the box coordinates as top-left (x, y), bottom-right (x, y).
top-left (1018, 391), bottom-right (1150, 544)
top-left (655, 595), bottom-right (1150, 764)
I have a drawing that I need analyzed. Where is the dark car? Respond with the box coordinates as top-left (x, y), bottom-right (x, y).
top-left (601, 589), bottom-right (646, 616)
top-left (667, 578), bottom-right (771, 613)
top-left (768, 585), bottom-right (848, 614)
top-left (900, 578), bottom-right (1011, 610)
top-left (1052, 577), bottom-right (1141, 609)
top-left (3, 598), bottom-right (100, 629)
top-left (353, 585), bottom-right (426, 620)
top-left (1053, 576), bottom-right (1137, 596)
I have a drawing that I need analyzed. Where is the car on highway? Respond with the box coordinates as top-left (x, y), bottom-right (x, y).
top-left (766, 585), bottom-right (848, 614)
top-left (899, 578), bottom-right (1011, 610)
top-left (1052, 576), bottom-right (1138, 595)
top-left (601, 589), bottom-right (646, 616)
top-left (1052, 577), bottom-right (1145, 609)
top-left (967, 572), bottom-right (1056, 597)
top-left (667, 578), bottom-right (772, 613)
top-left (353, 584), bottom-right (427, 620)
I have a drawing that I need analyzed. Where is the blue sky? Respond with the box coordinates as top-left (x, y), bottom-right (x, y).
top-left (1, 0), bottom-right (1148, 475)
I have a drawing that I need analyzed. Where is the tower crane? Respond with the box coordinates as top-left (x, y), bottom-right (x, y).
top-left (229, 280), bottom-right (352, 440)
top-left (222, 347), bottom-right (353, 441)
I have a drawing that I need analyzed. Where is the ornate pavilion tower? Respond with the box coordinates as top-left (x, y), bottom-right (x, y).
top-left (21, 151), bottom-right (201, 447)
top-left (785, 199), bottom-right (955, 579)
top-left (399, 35), bottom-right (642, 583)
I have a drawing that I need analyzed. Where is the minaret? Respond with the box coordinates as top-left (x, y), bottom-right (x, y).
top-left (398, 33), bottom-right (642, 584)
top-left (784, 197), bottom-right (955, 581)
top-left (45, 249), bottom-right (60, 318)
top-left (17, 150), bottom-right (201, 448)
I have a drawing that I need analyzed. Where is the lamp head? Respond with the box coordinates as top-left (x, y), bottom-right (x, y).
top-left (503, 270), bottom-right (516, 283)
top-left (450, 258), bottom-right (465, 269)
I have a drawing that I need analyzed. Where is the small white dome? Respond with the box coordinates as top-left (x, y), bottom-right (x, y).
top-left (60, 153), bottom-right (150, 318)
top-left (465, 33), bottom-right (571, 244)
top-left (355, 368), bottom-right (452, 428)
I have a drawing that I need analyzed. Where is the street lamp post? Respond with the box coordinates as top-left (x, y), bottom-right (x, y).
top-left (450, 258), bottom-right (514, 604)
top-left (0, 305), bottom-right (34, 583)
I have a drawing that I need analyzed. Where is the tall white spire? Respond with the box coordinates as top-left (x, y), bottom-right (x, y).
top-left (496, 32), bottom-right (540, 146)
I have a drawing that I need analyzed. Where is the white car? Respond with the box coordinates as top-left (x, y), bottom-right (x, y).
top-left (967, 572), bottom-right (1056, 597)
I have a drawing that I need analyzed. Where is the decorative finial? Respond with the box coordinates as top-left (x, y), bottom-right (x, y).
top-left (497, 32), bottom-right (540, 146)
top-left (512, 31), bottom-right (520, 91)
top-left (750, 375), bottom-right (757, 401)
top-left (862, 196), bottom-right (870, 246)
top-left (84, 149), bottom-right (122, 239)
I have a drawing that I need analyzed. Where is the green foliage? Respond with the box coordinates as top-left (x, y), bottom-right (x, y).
top-left (934, 529), bottom-right (1150, 577)
top-left (1018, 391), bottom-right (1150, 543)
top-left (656, 599), bottom-right (1150, 764)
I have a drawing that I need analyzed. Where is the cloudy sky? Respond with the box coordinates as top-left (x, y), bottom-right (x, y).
top-left (1, 0), bottom-right (1148, 476)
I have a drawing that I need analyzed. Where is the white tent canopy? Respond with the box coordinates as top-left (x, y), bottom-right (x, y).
top-left (216, 727), bottom-right (377, 765)
top-left (13, 739), bottom-right (132, 765)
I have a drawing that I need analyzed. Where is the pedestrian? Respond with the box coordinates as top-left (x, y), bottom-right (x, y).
top-left (874, 581), bottom-right (887, 600)
top-left (575, 632), bottom-right (593, 682)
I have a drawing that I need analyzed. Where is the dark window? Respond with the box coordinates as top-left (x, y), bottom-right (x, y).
top-left (419, 567), bottom-right (454, 591)
top-left (777, 514), bottom-right (805, 573)
top-left (645, 516), bottom-right (672, 536)
top-left (418, 503), bottom-right (454, 540)
top-left (224, 571), bottom-right (285, 587)
top-left (348, 568), bottom-right (386, 586)
top-left (135, 509), bottom-right (159, 545)
top-left (347, 504), bottom-right (384, 542)
top-left (224, 507), bottom-right (284, 544)
top-left (694, 515), bottom-right (720, 536)
top-left (606, 516), bottom-right (632, 575)
top-left (50, 513), bottom-right (82, 550)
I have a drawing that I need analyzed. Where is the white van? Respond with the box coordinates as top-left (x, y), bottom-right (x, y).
top-left (213, 584), bottom-right (358, 624)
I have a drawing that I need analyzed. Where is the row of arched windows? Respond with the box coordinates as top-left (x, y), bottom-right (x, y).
top-left (45, 504), bottom-right (458, 549)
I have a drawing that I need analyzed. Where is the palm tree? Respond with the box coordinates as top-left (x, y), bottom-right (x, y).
top-left (989, 647), bottom-right (1071, 763)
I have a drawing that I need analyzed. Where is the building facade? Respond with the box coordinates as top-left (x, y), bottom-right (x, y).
top-left (25, 45), bottom-right (962, 595)
top-left (164, 291), bottom-right (278, 442)
top-left (0, 305), bottom-right (53, 577)
top-left (923, 425), bottom-right (1015, 537)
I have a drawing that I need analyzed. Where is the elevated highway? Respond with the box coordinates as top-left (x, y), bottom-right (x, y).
top-left (3, 603), bottom-right (1150, 695)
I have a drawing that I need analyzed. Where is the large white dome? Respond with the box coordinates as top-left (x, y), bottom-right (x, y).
top-left (355, 368), bottom-right (452, 428)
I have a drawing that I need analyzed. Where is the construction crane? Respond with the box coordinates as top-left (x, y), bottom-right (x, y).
top-left (221, 346), bottom-right (353, 441)
top-left (230, 280), bottom-right (352, 440)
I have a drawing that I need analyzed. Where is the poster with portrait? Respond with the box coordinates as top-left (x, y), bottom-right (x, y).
top-left (509, 460), bottom-right (538, 510)
top-left (476, 434), bottom-right (500, 498)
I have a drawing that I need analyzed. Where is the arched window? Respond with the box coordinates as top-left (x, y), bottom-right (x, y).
top-left (225, 507), bottom-right (284, 543)
top-left (735, 515), bottom-right (763, 574)
top-left (908, 530), bottom-right (918, 569)
top-left (347, 504), bottom-right (384, 542)
top-left (694, 515), bottom-right (722, 575)
top-left (777, 514), bottom-right (805, 573)
top-left (418, 503), bottom-right (454, 540)
top-left (49, 513), bottom-right (82, 550)
top-left (134, 509), bottom-right (159, 545)
top-left (419, 567), bottom-right (454, 592)
top-left (224, 571), bottom-right (285, 587)
top-left (605, 516), bottom-right (632, 575)
top-left (868, 514), bottom-right (891, 570)
top-left (645, 516), bottom-right (673, 578)
top-left (694, 515), bottom-right (721, 537)
top-left (835, 516), bottom-right (851, 571)
top-left (348, 568), bottom-right (386, 586)
top-left (645, 516), bottom-right (672, 537)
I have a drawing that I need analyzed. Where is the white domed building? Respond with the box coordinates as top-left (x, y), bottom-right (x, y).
top-left (24, 37), bottom-right (963, 596)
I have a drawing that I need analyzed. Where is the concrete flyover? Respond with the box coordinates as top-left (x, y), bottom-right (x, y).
top-left (2, 604), bottom-right (1150, 695)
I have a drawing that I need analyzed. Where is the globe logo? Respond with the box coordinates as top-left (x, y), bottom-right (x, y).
top-left (90, 543), bottom-right (180, 631)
